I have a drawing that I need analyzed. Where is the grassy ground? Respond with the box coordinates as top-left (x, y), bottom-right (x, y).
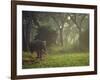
top-left (22, 52), bottom-right (89, 69)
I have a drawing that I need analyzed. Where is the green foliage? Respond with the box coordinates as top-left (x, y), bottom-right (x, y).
top-left (22, 52), bottom-right (89, 68)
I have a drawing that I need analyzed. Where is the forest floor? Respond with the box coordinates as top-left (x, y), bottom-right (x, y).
top-left (22, 52), bottom-right (89, 69)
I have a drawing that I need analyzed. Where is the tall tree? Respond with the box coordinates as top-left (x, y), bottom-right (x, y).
top-left (50, 13), bottom-right (68, 46)
top-left (68, 13), bottom-right (89, 51)
top-left (22, 11), bottom-right (41, 51)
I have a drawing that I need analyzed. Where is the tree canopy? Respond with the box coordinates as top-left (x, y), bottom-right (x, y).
top-left (22, 11), bottom-right (89, 52)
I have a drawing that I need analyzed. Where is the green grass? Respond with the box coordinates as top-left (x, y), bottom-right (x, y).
top-left (22, 52), bottom-right (89, 69)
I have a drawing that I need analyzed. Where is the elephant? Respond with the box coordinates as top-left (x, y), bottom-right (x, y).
top-left (29, 40), bottom-right (47, 60)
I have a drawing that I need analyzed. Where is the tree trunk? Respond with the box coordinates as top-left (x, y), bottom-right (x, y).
top-left (22, 19), bottom-right (27, 51)
top-left (78, 28), bottom-right (82, 52)
top-left (23, 18), bottom-right (33, 51)
top-left (60, 29), bottom-right (63, 46)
